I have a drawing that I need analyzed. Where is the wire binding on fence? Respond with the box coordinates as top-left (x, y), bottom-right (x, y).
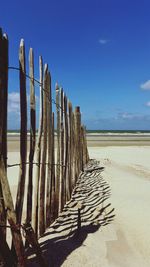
top-left (8, 66), bottom-right (65, 112)
top-left (0, 29), bottom-right (89, 267)
top-left (7, 162), bottom-right (67, 168)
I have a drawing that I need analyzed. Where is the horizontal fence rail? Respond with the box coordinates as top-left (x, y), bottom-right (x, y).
top-left (0, 27), bottom-right (89, 267)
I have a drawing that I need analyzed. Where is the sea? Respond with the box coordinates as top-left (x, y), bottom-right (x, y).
top-left (86, 130), bottom-right (150, 136)
top-left (7, 130), bottom-right (150, 136)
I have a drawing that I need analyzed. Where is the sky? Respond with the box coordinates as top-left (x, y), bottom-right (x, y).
top-left (1, 0), bottom-right (150, 130)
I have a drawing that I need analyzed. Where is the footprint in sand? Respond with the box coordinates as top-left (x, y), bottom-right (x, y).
top-left (101, 158), bottom-right (111, 166)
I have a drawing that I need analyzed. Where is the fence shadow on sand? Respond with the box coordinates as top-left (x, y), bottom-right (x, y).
top-left (27, 160), bottom-right (115, 267)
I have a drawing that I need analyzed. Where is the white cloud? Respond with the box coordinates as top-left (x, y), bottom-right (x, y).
top-left (145, 101), bottom-right (150, 107)
top-left (99, 39), bottom-right (109, 45)
top-left (118, 112), bottom-right (150, 121)
top-left (8, 92), bottom-right (20, 114)
top-left (140, 80), bottom-right (150, 90)
top-left (8, 92), bottom-right (37, 114)
top-left (120, 112), bottom-right (134, 119)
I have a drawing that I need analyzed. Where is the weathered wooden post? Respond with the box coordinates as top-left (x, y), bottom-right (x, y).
top-left (55, 83), bottom-right (60, 202)
top-left (74, 106), bottom-right (81, 181)
top-left (0, 158), bottom-right (26, 267)
top-left (2, 33), bottom-right (8, 170)
top-left (0, 29), bottom-right (9, 264)
top-left (71, 112), bottom-right (75, 189)
top-left (84, 126), bottom-right (89, 163)
top-left (81, 125), bottom-right (89, 170)
top-left (0, 28), bottom-right (4, 157)
top-left (22, 222), bottom-right (48, 267)
top-left (0, 28), bottom-right (3, 148)
top-left (82, 126), bottom-right (86, 167)
top-left (46, 71), bottom-right (52, 227)
top-left (58, 88), bottom-right (64, 213)
top-left (50, 112), bottom-right (56, 222)
top-left (15, 39), bottom-right (27, 225)
top-left (68, 100), bottom-right (73, 195)
top-left (39, 64), bottom-right (48, 236)
top-left (80, 125), bottom-right (84, 171)
top-left (63, 94), bottom-right (69, 202)
top-left (26, 48), bottom-right (36, 225)
top-left (33, 56), bottom-right (43, 236)
top-left (83, 126), bottom-right (89, 164)
top-left (59, 123), bottom-right (64, 214)
top-left (0, 29), bottom-right (7, 240)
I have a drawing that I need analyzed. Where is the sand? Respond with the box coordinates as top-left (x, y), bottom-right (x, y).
top-left (50, 146), bottom-right (150, 267)
top-left (6, 137), bottom-right (150, 266)
top-left (87, 146), bottom-right (150, 267)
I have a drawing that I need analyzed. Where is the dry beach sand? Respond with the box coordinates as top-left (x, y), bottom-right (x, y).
top-left (55, 146), bottom-right (150, 267)
top-left (6, 135), bottom-right (150, 266)
top-left (89, 146), bottom-right (150, 267)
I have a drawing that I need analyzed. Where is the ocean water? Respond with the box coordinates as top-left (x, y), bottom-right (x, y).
top-left (86, 130), bottom-right (150, 136)
top-left (7, 130), bottom-right (150, 136)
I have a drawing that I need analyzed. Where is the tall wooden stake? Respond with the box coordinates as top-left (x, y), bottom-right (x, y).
top-left (0, 28), bottom-right (3, 157)
top-left (33, 56), bottom-right (43, 236)
top-left (0, 157), bottom-right (26, 267)
top-left (63, 94), bottom-right (69, 201)
top-left (71, 112), bottom-right (75, 188)
top-left (26, 48), bottom-right (36, 225)
top-left (15, 39), bottom-right (27, 225)
top-left (68, 101), bottom-right (73, 194)
top-left (0, 29), bottom-right (7, 240)
top-left (55, 83), bottom-right (60, 217)
top-left (80, 125), bottom-right (84, 171)
top-left (2, 33), bottom-right (8, 170)
top-left (46, 71), bottom-right (52, 227)
top-left (39, 64), bottom-right (48, 236)
top-left (58, 88), bottom-right (64, 213)
top-left (50, 112), bottom-right (55, 222)
top-left (74, 107), bottom-right (81, 181)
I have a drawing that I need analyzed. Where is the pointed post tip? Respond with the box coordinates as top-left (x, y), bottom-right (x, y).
top-left (39, 55), bottom-right (43, 62)
top-left (20, 39), bottom-right (24, 47)
top-left (55, 82), bottom-right (59, 89)
top-left (3, 33), bottom-right (8, 40)
top-left (44, 63), bottom-right (48, 72)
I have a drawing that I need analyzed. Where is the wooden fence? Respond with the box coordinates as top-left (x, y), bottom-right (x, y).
top-left (0, 28), bottom-right (89, 266)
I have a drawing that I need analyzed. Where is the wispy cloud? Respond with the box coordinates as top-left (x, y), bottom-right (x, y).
top-left (8, 92), bottom-right (20, 114)
top-left (140, 80), bottom-right (150, 90)
top-left (99, 39), bottom-right (109, 45)
top-left (8, 91), bottom-right (39, 129)
top-left (118, 112), bottom-right (150, 121)
top-left (8, 91), bottom-right (38, 114)
top-left (120, 112), bottom-right (134, 119)
top-left (145, 101), bottom-right (150, 107)
top-left (84, 111), bottom-right (150, 130)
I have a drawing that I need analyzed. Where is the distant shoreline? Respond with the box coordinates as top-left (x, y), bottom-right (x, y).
top-left (7, 133), bottom-right (150, 151)
top-left (7, 129), bottom-right (150, 137)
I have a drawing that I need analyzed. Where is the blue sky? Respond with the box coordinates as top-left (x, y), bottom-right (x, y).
top-left (1, 0), bottom-right (150, 130)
